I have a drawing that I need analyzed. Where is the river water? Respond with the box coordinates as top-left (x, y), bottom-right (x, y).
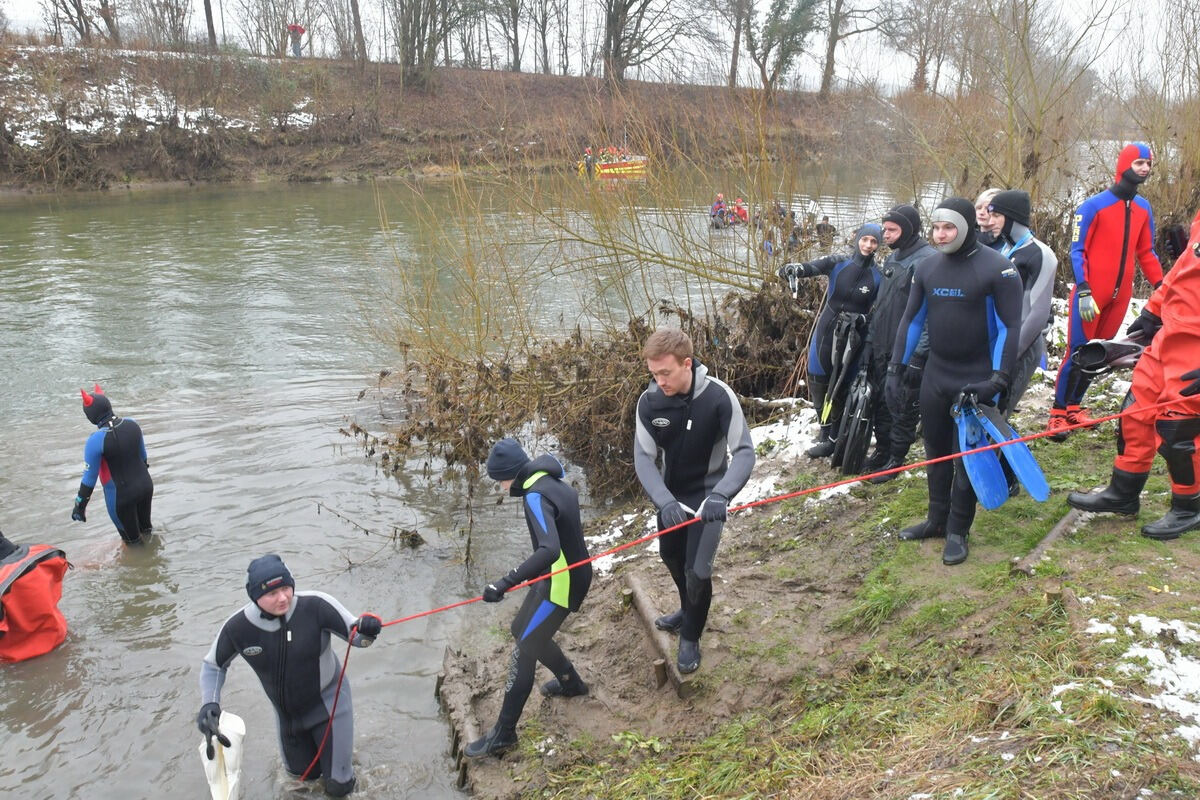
top-left (0, 174), bottom-right (924, 798)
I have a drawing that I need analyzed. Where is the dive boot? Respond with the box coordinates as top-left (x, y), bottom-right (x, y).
top-left (677, 638), bottom-right (701, 674)
top-left (942, 531), bottom-right (969, 566)
top-left (654, 609), bottom-right (683, 633)
top-left (464, 724), bottom-right (518, 758)
top-left (1046, 407), bottom-right (1071, 442)
top-left (863, 447), bottom-right (890, 472)
top-left (898, 520), bottom-right (945, 541)
top-left (806, 425), bottom-right (835, 458)
top-left (1141, 493), bottom-right (1200, 541)
top-left (541, 669), bottom-right (589, 698)
top-left (866, 456), bottom-right (904, 484)
top-left (1067, 469), bottom-right (1148, 516)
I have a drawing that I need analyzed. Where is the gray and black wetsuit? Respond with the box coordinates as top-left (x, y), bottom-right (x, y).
top-left (199, 592), bottom-right (375, 791)
top-left (634, 359), bottom-right (755, 641)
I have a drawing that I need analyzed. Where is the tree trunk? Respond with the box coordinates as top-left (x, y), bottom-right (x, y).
top-left (351, 0), bottom-right (368, 69)
top-left (818, 0), bottom-right (842, 98)
top-left (97, 0), bottom-right (120, 45)
top-left (203, 0), bottom-right (218, 49)
top-left (728, 7), bottom-right (742, 88)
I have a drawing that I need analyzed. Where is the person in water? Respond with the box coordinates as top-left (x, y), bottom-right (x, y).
top-left (0, 529), bottom-right (68, 663)
top-left (197, 555), bottom-right (382, 797)
top-left (634, 328), bottom-right (755, 674)
top-left (464, 438), bottom-right (594, 758)
top-left (1049, 142), bottom-right (1164, 439)
top-left (890, 197), bottom-right (1022, 565)
top-left (71, 385), bottom-right (154, 544)
top-left (781, 223), bottom-right (883, 458)
top-left (866, 205), bottom-right (936, 483)
top-left (1068, 206), bottom-right (1200, 539)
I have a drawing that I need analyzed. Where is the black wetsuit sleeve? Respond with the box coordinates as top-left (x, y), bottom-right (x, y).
top-left (311, 591), bottom-right (374, 647)
top-left (507, 492), bottom-right (562, 585)
top-left (711, 381), bottom-right (755, 500)
top-left (891, 267), bottom-right (928, 366)
top-left (633, 391), bottom-right (675, 509)
top-left (199, 617), bottom-right (241, 704)
top-left (808, 253), bottom-right (849, 277)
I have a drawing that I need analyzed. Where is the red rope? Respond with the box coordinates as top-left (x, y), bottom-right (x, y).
top-left (298, 394), bottom-right (1191, 777)
top-left (297, 627), bottom-right (357, 783)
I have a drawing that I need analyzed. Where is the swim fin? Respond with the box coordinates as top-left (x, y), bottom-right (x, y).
top-left (974, 404), bottom-right (1051, 502)
top-left (953, 399), bottom-right (1010, 510)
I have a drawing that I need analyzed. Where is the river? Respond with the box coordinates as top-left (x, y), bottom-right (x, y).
top-left (0, 174), bottom-right (930, 798)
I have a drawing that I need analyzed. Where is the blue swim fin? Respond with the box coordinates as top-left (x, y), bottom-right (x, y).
top-left (974, 404), bottom-right (1051, 502)
top-left (954, 400), bottom-right (1010, 510)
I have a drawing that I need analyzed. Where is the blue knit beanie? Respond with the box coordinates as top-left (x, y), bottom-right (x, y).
top-left (486, 438), bottom-right (530, 481)
top-left (246, 554), bottom-right (295, 602)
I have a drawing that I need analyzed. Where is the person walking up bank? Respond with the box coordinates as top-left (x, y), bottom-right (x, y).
top-left (465, 438), bottom-right (593, 759)
top-left (1049, 142), bottom-right (1164, 439)
top-left (634, 328), bottom-right (755, 674)
top-left (197, 555), bottom-right (382, 797)
top-left (891, 198), bottom-right (1022, 565)
top-left (72, 385), bottom-right (153, 544)
top-left (1068, 207), bottom-right (1200, 539)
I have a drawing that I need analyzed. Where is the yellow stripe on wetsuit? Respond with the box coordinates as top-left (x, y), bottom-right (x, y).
top-left (523, 471), bottom-right (570, 608)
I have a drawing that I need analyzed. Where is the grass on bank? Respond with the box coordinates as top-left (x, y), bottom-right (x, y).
top-left (533, 409), bottom-right (1200, 799)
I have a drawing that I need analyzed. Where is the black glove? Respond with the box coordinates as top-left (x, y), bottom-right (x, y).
top-left (699, 493), bottom-right (729, 523)
top-left (1181, 368), bottom-right (1200, 397)
top-left (659, 500), bottom-right (691, 529)
top-left (197, 702), bottom-right (231, 760)
top-left (1126, 307), bottom-right (1162, 341)
top-left (960, 371), bottom-right (1011, 405)
top-left (482, 575), bottom-right (515, 603)
top-left (902, 359), bottom-right (925, 390)
top-left (885, 364), bottom-right (903, 408)
top-left (71, 495), bottom-right (88, 522)
top-left (354, 613), bottom-right (382, 638)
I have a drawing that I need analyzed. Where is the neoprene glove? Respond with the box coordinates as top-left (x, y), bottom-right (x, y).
top-left (699, 493), bottom-right (729, 523)
top-left (960, 371), bottom-right (1011, 406)
top-left (1127, 307), bottom-right (1163, 341)
top-left (354, 613), bottom-right (382, 639)
top-left (1181, 368), bottom-right (1200, 397)
top-left (196, 702), bottom-right (231, 760)
top-left (902, 360), bottom-right (924, 390)
top-left (1076, 283), bottom-right (1099, 323)
top-left (71, 495), bottom-right (88, 522)
top-left (659, 500), bottom-right (691, 529)
top-left (483, 575), bottom-right (515, 603)
top-left (885, 364), bottom-right (903, 408)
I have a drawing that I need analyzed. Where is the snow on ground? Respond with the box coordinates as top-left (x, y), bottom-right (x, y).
top-left (0, 45), bottom-right (313, 147)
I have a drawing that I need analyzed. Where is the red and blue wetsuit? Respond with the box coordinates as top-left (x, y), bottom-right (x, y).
top-left (1054, 142), bottom-right (1163, 410)
top-left (74, 389), bottom-right (153, 544)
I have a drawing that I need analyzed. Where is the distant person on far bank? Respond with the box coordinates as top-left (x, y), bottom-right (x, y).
top-left (287, 23), bottom-right (305, 57)
top-left (634, 328), bottom-right (755, 675)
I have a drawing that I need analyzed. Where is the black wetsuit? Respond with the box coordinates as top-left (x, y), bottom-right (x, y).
top-left (200, 591), bottom-right (375, 790)
top-left (79, 416), bottom-right (153, 543)
top-left (800, 252), bottom-right (882, 408)
top-left (893, 239), bottom-right (1023, 535)
top-left (867, 236), bottom-right (935, 458)
top-left (634, 360), bottom-right (755, 642)
top-left (493, 454), bottom-right (593, 731)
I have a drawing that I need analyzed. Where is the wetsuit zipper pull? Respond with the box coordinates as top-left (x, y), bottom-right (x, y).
top-left (686, 419), bottom-right (693, 430)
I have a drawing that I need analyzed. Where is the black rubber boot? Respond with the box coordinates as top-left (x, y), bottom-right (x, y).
top-left (1141, 493), bottom-right (1200, 541)
top-left (464, 724), bottom-right (519, 758)
top-left (866, 456), bottom-right (904, 484)
top-left (325, 776), bottom-right (357, 797)
top-left (1067, 469), bottom-right (1149, 516)
top-left (942, 531), bottom-right (969, 565)
top-left (863, 447), bottom-right (890, 472)
top-left (654, 609), bottom-right (683, 633)
top-left (807, 425), bottom-right (835, 458)
top-left (541, 668), bottom-right (589, 698)
top-left (899, 519), bottom-right (945, 541)
top-left (677, 638), bottom-right (701, 674)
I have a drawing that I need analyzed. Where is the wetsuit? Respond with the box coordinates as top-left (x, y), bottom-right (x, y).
top-left (0, 542), bottom-right (69, 662)
top-left (77, 416), bottom-right (153, 543)
top-left (200, 591), bottom-right (375, 791)
top-left (1114, 209), bottom-right (1200, 495)
top-left (492, 455), bottom-right (592, 732)
top-left (794, 249), bottom-right (882, 428)
top-left (634, 359), bottom-right (755, 642)
top-left (994, 222), bottom-right (1056, 415)
top-left (868, 232), bottom-right (935, 462)
top-left (893, 212), bottom-right (1022, 541)
top-left (1054, 143), bottom-right (1164, 411)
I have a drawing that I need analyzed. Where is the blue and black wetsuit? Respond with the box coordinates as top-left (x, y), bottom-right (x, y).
top-left (76, 396), bottom-right (153, 544)
top-left (200, 591), bottom-right (376, 793)
top-left (493, 455), bottom-right (592, 731)
top-left (634, 359), bottom-right (755, 642)
top-left (893, 208), bottom-right (1023, 538)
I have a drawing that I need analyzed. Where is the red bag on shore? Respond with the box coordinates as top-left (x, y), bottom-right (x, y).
top-left (0, 544), bottom-right (69, 663)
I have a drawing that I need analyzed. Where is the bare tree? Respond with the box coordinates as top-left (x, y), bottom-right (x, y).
top-left (386, 0), bottom-right (470, 85)
top-left (202, 0), bottom-right (218, 49)
top-left (878, 0), bottom-right (953, 92)
top-left (743, 0), bottom-right (819, 102)
top-left (43, 0), bottom-right (95, 44)
top-left (816, 0), bottom-right (880, 97)
top-left (130, 0), bottom-right (191, 49)
top-left (488, 0), bottom-right (522, 70)
top-left (599, 0), bottom-right (689, 83)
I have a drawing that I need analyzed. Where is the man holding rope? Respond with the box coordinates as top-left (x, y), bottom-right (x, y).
top-left (196, 555), bottom-right (382, 796)
top-left (1068, 207), bottom-right (1200, 539)
top-left (634, 328), bottom-right (755, 674)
